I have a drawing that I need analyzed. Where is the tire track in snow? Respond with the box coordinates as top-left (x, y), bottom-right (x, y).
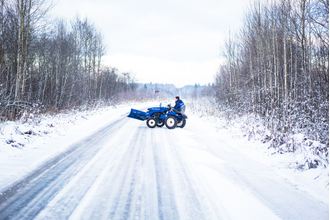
top-left (66, 123), bottom-right (148, 219)
top-left (140, 127), bottom-right (159, 220)
top-left (161, 129), bottom-right (217, 220)
top-left (0, 117), bottom-right (127, 219)
top-left (73, 123), bottom-right (205, 220)
top-left (107, 126), bottom-right (145, 219)
top-left (151, 129), bottom-right (180, 220)
top-left (34, 118), bottom-right (137, 219)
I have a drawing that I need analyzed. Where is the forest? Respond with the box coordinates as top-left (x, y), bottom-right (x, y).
top-left (0, 0), bottom-right (137, 120)
top-left (214, 0), bottom-right (329, 147)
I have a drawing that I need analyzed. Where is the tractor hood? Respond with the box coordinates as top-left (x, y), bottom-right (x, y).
top-left (147, 107), bottom-right (169, 112)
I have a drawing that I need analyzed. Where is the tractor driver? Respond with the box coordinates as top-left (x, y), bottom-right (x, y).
top-left (173, 96), bottom-right (184, 112)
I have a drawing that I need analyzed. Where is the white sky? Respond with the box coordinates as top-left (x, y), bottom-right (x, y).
top-left (51, 0), bottom-right (249, 88)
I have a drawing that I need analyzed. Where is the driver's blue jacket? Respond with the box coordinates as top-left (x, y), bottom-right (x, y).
top-left (174, 99), bottom-right (184, 111)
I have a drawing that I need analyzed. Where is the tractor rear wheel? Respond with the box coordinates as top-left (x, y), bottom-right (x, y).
top-left (156, 120), bottom-right (165, 127)
top-left (165, 116), bottom-right (177, 129)
top-left (177, 118), bottom-right (186, 128)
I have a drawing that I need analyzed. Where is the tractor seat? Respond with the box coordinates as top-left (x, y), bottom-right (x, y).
top-left (173, 105), bottom-right (186, 114)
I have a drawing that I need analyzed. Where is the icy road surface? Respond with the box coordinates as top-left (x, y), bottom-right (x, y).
top-left (0, 110), bottom-right (328, 220)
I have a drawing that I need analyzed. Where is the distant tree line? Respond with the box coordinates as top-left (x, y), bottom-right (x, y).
top-left (178, 83), bottom-right (215, 100)
top-left (215, 0), bottom-right (328, 145)
top-left (123, 83), bottom-right (178, 101)
top-left (0, 0), bottom-right (136, 120)
top-left (124, 83), bottom-right (215, 102)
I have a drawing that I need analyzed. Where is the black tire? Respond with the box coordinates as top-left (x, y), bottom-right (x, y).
top-left (177, 118), bottom-right (186, 128)
top-left (165, 116), bottom-right (177, 129)
top-left (146, 118), bottom-right (157, 128)
top-left (156, 120), bottom-right (165, 127)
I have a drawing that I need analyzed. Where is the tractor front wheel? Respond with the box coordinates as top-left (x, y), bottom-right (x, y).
top-left (147, 118), bottom-right (157, 128)
top-left (165, 116), bottom-right (177, 129)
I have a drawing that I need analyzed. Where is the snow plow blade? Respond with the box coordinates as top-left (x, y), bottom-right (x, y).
top-left (127, 109), bottom-right (147, 121)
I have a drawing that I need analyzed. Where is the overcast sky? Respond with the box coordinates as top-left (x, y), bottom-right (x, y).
top-left (51, 0), bottom-right (249, 88)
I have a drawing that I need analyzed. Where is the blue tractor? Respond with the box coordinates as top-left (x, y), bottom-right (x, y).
top-left (127, 103), bottom-right (187, 129)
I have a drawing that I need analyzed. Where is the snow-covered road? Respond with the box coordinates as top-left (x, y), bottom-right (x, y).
top-left (0, 106), bottom-right (328, 220)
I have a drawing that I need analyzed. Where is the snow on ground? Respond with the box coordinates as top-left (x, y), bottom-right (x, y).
top-left (0, 101), bottom-right (159, 192)
top-left (189, 113), bottom-right (329, 205)
top-left (0, 100), bottom-right (328, 211)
